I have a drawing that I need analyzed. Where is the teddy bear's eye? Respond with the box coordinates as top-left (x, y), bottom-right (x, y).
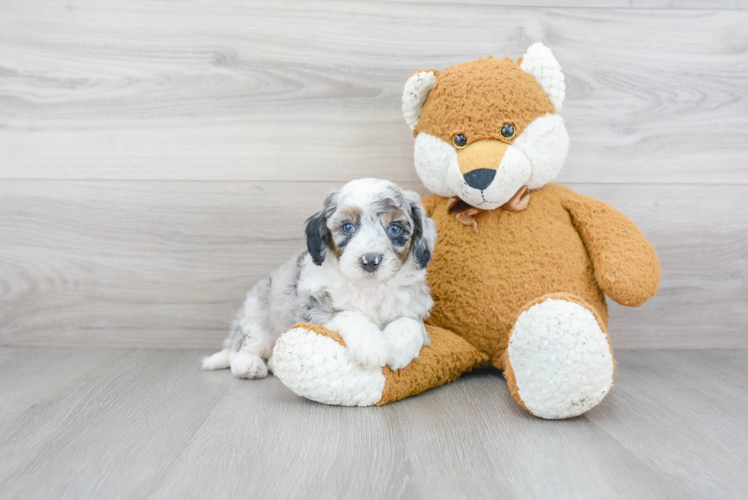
top-left (452, 134), bottom-right (467, 149)
top-left (501, 123), bottom-right (515, 140)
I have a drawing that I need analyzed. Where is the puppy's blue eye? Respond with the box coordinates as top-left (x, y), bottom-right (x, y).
top-left (388, 224), bottom-right (402, 236)
top-left (342, 223), bottom-right (356, 234)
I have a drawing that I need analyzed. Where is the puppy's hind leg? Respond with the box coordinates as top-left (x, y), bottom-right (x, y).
top-left (230, 292), bottom-right (276, 380)
top-left (202, 349), bottom-right (231, 371)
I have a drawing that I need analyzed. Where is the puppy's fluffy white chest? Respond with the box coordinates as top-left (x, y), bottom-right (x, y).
top-left (299, 254), bottom-right (432, 329)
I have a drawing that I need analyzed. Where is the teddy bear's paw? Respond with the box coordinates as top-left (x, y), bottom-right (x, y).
top-left (272, 327), bottom-right (386, 407)
top-left (507, 298), bottom-right (614, 419)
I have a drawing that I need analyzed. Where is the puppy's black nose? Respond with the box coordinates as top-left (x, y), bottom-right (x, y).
top-left (360, 253), bottom-right (382, 273)
top-left (463, 168), bottom-right (496, 190)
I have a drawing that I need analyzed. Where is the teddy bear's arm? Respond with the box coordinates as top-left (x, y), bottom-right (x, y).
top-left (563, 192), bottom-right (661, 307)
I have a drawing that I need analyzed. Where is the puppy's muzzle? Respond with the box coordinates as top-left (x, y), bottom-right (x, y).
top-left (360, 253), bottom-right (382, 273)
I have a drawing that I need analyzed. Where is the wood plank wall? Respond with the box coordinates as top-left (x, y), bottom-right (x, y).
top-left (1, 0), bottom-right (746, 349)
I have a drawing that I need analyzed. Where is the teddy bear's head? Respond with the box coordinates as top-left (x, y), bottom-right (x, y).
top-left (402, 43), bottom-right (569, 210)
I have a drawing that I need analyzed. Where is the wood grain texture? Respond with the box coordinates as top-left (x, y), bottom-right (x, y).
top-left (1, 1), bottom-right (746, 350)
top-left (0, 180), bottom-right (402, 348)
top-left (0, 348), bottom-right (231, 500)
top-left (389, 0), bottom-right (748, 8)
top-left (381, 372), bottom-right (691, 500)
top-left (1, 1), bottom-right (747, 184)
top-left (0, 347), bottom-right (745, 500)
top-left (1, 181), bottom-right (746, 349)
top-left (155, 371), bottom-right (416, 499)
top-left (0, 347), bottom-right (132, 422)
top-left (588, 350), bottom-right (748, 499)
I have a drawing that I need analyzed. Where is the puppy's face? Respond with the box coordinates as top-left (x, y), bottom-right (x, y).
top-left (306, 179), bottom-right (436, 283)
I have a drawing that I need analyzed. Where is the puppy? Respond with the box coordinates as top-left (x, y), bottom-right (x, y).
top-left (202, 178), bottom-right (437, 379)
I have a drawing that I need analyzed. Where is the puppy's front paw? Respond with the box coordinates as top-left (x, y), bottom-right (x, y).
top-left (231, 351), bottom-right (268, 379)
top-left (346, 335), bottom-right (389, 369)
top-left (383, 318), bottom-right (428, 370)
top-left (324, 311), bottom-right (389, 369)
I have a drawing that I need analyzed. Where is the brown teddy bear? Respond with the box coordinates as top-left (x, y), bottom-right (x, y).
top-left (273, 43), bottom-right (661, 419)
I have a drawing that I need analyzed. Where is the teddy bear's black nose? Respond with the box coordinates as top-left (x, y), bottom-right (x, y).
top-left (463, 169), bottom-right (496, 190)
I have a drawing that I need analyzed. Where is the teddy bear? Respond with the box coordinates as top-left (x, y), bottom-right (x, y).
top-left (272, 43), bottom-right (661, 419)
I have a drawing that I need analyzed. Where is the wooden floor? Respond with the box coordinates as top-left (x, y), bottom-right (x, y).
top-left (0, 347), bottom-right (745, 500)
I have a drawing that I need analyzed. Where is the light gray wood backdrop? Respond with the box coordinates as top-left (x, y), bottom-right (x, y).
top-left (1, 0), bottom-right (746, 349)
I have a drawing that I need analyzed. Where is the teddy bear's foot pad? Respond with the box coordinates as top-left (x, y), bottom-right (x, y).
top-left (273, 327), bottom-right (386, 406)
top-left (507, 298), bottom-right (614, 419)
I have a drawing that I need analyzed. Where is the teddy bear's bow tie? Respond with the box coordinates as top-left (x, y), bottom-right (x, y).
top-left (447, 186), bottom-right (530, 234)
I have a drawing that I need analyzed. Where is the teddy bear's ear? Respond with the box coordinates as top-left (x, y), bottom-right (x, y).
top-left (519, 43), bottom-right (566, 113)
top-left (402, 70), bottom-right (438, 131)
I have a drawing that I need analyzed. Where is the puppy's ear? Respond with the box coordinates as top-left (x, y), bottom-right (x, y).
top-left (305, 213), bottom-right (328, 266)
top-left (305, 190), bottom-right (338, 266)
top-left (405, 191), bottom-right (437, 270)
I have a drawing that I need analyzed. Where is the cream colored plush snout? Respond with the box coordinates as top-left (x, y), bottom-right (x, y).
top-left (449, 139), bottom-right (531, 210)
top-left (457, 140), bottom-right (508, 191)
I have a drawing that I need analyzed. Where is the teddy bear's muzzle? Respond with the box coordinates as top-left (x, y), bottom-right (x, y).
top-left (450, 139), bottom-right (532, 211)
top-left (463, 168), bottom-right (496, 190)
top-left (457, 140), bottom-right (509, 179)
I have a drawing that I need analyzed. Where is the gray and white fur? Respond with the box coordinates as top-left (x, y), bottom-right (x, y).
top-left (202, 178), bottom-right (438, 379)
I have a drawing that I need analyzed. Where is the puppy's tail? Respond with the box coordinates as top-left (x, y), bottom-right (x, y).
top-left (202, 349), bottom-right (231, 370)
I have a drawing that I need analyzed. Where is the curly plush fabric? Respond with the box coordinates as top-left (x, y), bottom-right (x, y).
top-left (273, 45), bottom-right (661, 418)
top-left (274, 323), bottom-right (487, 407)
top-left (424, 184), bottom-right (600, 361)
top-left (378, 324), bottom-right (489, 405)
top-left (414, 57), bottom-right (556, 147)
top-left (402, 70), bottom-right (438, 132)
top-left (502, 292), bottom-right (616, 419)
top-left (519, 43), bottom-right (566, 112)
top-left (563, 193), bottom-right (661, 307)
top-left (420, 184), bottom-right (659, 370)
top-left (273, 323), bottom-right (387, 407)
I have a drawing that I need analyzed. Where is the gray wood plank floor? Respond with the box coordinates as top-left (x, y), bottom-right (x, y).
top-left (0, 347), bottom-right (745, 500)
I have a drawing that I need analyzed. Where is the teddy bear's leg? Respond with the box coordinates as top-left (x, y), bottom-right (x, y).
top-left (273, 322), bottom-right (488, 407)
top-left (501, 293), bottom-right (615, 419)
